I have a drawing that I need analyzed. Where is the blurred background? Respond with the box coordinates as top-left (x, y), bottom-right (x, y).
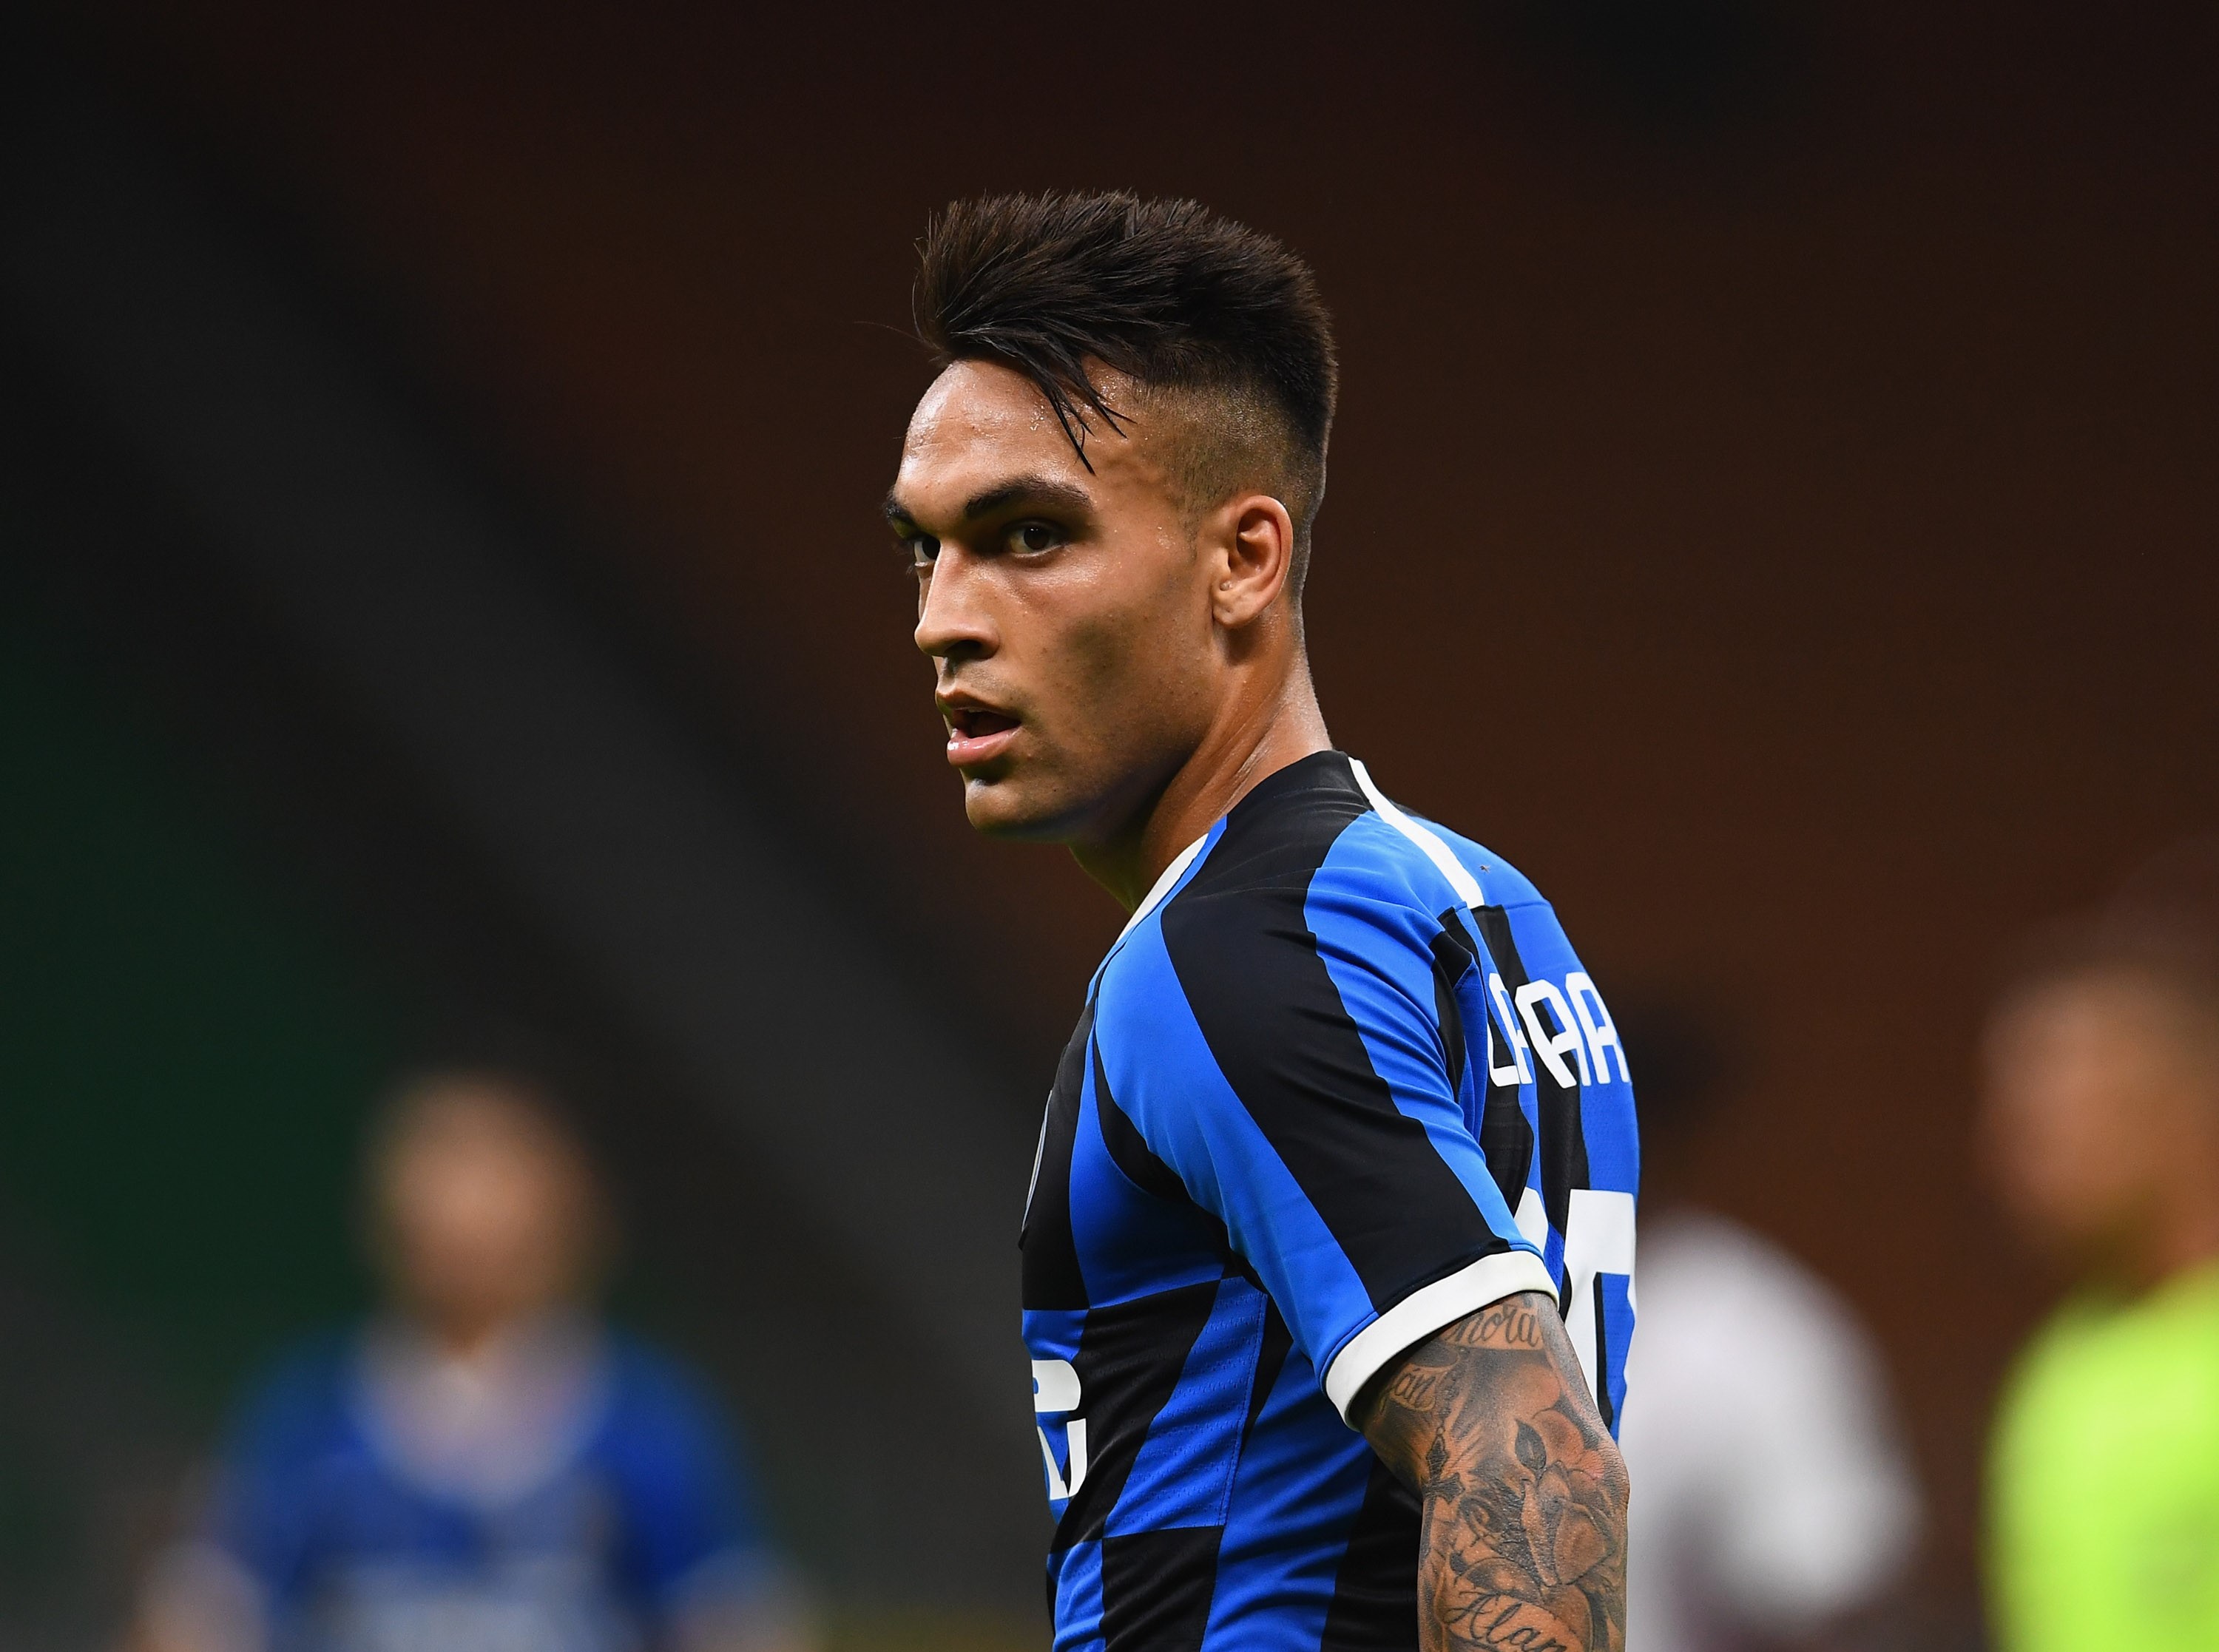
top-left (0, 1), bottom-right (2212, 1648)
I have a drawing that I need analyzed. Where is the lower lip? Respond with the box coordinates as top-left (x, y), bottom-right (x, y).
top-left (946, 724), bottom-right (1019, 768)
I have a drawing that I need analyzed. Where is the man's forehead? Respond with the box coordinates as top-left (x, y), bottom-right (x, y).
top-left (895, 359), bottom-right (1149, 510)
top-left (907, 358), bottom-right (1064, 444)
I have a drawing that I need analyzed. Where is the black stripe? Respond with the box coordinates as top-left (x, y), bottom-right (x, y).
top-left (1095, 1040), bottom-right (1193, 1205)
top-left (1238, 1301), bottom-right (1294, 1447)
top-left (1318, 1455), bottom-right (1422, 1651)
top-left (1056, 1279), bottom-right (1222, 1546)
top-left (1161, 754), bottom-right (1507, 1310)
top-left (1095, 1043), bottom-right (1243, 1278)
top-left (1467, 907), bottom-right (1547, 1228)
top-left (1101, 1525), bottom-right (1223, 1652)
top-left (1021, 998), bottom-right (1095, 1310)
top-left (1426, 916), bottom-right (1473, 1106)
top-left (1592, 1276), bottom-right (1615, 1433)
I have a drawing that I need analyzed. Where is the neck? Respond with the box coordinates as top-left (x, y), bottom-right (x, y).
top-left (411, 1303), bottom-right (553, 1363)
top-left (2122, 1188), bottom-right (2219, 1296)
top-left (2077, 1152), bottom-right (2219, 1298)
top-left (1073, 657), bottom-right (1331, 911)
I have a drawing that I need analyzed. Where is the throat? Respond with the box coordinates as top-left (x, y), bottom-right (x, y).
top-left (1078, 677), bottom-right (1331, 913)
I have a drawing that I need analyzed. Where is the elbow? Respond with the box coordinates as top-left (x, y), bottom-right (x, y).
top-left (1594, 1429), bottom-right (1630, 1529)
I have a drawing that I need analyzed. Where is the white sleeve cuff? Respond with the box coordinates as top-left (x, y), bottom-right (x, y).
top-left (1322, 1248), bottom-right (1558, 1422)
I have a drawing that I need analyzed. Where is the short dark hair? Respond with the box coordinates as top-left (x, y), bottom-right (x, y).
top-left (1996, 913), bottom-right (2219, 1033)
top-left (366, 1067), bottom-right (598, 1189)
top-left (915, 192), bottom-right (1338, 584)
top-left (1997, 839), bottom-right (2219, 1028)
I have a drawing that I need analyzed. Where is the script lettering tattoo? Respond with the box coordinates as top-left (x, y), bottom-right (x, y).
top-left (1356, 1292), bottom-right (1628, 1652)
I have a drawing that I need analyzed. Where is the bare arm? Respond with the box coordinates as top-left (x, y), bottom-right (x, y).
top-left (1354, 1292), bottom-right (1629, 1652)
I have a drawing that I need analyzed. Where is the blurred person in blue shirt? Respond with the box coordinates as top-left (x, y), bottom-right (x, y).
top-left (130, 1070), bottom-right (814, 1652)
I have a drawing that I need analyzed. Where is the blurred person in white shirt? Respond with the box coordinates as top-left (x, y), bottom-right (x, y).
top-left (1617, 1003), bottom-right (1922, 1652)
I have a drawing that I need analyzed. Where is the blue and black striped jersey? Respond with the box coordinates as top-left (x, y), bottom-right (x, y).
top-left (1021, 751), bottom-right (1638, 1651)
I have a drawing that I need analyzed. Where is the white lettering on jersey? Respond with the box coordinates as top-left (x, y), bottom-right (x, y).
top-left (1564, 972), bottom-right (1629, 1086)
top-left (1561, 1188), bottom-right (1638, 1404)
top-left (1516, 980), bottom-right (1593, 1088)
top-left (1513, 1185), bottom-right (1549, 1250)
top-left (1487, 973), bottom-right (1535, 1085)
top-left (1032, 1358), bottom-right (1088, 1501)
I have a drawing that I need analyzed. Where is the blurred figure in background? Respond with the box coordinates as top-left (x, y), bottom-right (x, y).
top-left (1618, 1003), bottom-right (1922, 1652)
top-left (1982, 877), bottom-right (2219, 1652)
top-left (129, 1070), bottom-right (813, 1652)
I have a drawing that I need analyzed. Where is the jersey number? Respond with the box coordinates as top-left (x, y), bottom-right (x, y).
top-left (1032, 1358), bottom-right (1089, 1500)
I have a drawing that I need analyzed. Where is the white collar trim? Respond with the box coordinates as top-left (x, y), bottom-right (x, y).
top-left (1116, 832), bottom-right (1209, 944)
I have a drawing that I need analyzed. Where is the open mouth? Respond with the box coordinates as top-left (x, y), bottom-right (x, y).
top-left (943, 704), bottom-right (1021, 767)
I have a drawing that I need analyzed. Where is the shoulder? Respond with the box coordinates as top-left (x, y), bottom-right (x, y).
top-left (1117, 754), bottom-right (1540, 968)
top-left (590, 1336), bottom-right (762, 1546)
top-left (1181, 752), bottom-right (1495, 916)
top-left (1096, 754), bottom-right (1575, 1024)
top-left (1634, 1213), bottom-right (1879, 1389)
top-left (590, 1336), bottom-right (761, 1510)
top-left (230, 1329), bottom-right (357, 1445)
top-left (598, 1335), bottom-right (733, 1447)
top-left (1641, 1212), bottom-right (1844, 1321)
top-left (1176, 749), bottom-right (1561, 935)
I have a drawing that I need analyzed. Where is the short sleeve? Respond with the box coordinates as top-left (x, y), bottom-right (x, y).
top-left (597, 1345), bottom-right (777, 1608)
top-left (1098, 859), bottom-right (1553, 1421)
top-left (204, 1340), bottom-right (355, 1608)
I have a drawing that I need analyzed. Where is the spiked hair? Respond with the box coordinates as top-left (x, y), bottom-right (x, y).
top-left (915, 192), bottom-right (1338, 578)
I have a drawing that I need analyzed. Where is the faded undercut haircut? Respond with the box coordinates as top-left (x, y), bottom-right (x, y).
top-left (1996, 907), bottom-right (2219, 1077)
top-left (915, 192), bottom-right (1338, 598)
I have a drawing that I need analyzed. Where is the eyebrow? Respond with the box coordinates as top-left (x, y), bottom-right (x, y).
top-left (882, 474), bottom-right (1094, 531)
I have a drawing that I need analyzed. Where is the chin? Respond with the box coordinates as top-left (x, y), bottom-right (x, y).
top-left (962, 773), bottom-right (1085, 842)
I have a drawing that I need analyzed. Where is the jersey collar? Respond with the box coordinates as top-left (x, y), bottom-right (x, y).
top-left (1115, 829), bottom-right (1211, 945)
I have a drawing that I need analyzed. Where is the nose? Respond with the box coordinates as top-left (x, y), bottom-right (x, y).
top-left (914, 544), bottom-right (998, 663)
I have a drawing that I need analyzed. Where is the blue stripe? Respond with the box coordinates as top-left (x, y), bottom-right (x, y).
top-left (1601, 1272), bottom-right (1636, 1426)
top-left (1095, 928), bottom-right (1380, 1383)
top-left (1204, 1346), bottom-right (1371, 1648)
top-left (1070, 1041), bottom-right (1234, 1310)
top-left (1048, 1538), bottom-right (1107, 1652)
top-left (1307, 821), bottom-right (1531, 1252)
top-left (1108, 1277), bottom-right (1267, 1536)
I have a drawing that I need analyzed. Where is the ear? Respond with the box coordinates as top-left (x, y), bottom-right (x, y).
top-left (1209, 493), bottom-right (1298, 631)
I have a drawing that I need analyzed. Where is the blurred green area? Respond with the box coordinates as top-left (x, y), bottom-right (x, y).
top-left (0, 591), bottom-right (414, 1638)
top-left (0, 603), bottom-right (397, 1415)
top-left (0, 583), bottom-right (1041, 1645)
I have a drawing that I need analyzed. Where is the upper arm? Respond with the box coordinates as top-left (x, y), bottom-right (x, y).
top-left (602, 1356), bottom-right (771, 1605)
top-left (1099, 869), bottom-right (1552, 1417)
top-left (1356, 1293), bottom-right (1629, 1652)
top-left (205, 1347), bottom-right (352, 1603)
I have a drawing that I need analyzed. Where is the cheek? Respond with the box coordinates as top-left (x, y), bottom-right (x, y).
top-left (2002, 1088), bottom-right (2142, 1225)
top-left (1029, 571), bottom-right (1203, 737)
top-left (1058, 626), bottom-right (1208, 779)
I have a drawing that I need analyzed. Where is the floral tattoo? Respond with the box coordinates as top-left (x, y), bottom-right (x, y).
top-left (1357, 1291), bottom-right (1628, 1652)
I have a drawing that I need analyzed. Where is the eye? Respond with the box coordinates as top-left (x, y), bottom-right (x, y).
top-left (906, 534), bottom-right (940, 568)
top-left (1011, 521), bottom-right (1063, 553)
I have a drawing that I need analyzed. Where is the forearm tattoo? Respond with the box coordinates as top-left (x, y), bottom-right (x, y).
top-left (1356, 1293), bottom-right (1629, 1652)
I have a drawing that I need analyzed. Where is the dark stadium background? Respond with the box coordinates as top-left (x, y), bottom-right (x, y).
top-left (1, 1), bottom-right (2213, 1645)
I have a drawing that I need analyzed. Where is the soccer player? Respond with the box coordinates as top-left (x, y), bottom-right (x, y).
top-left (885, 194), bottom-right (1638, 1652)
top-left (129, 1072), bottom-right (811, 1652)
top-left (1983, 912), bottom-right (2219, 1651)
